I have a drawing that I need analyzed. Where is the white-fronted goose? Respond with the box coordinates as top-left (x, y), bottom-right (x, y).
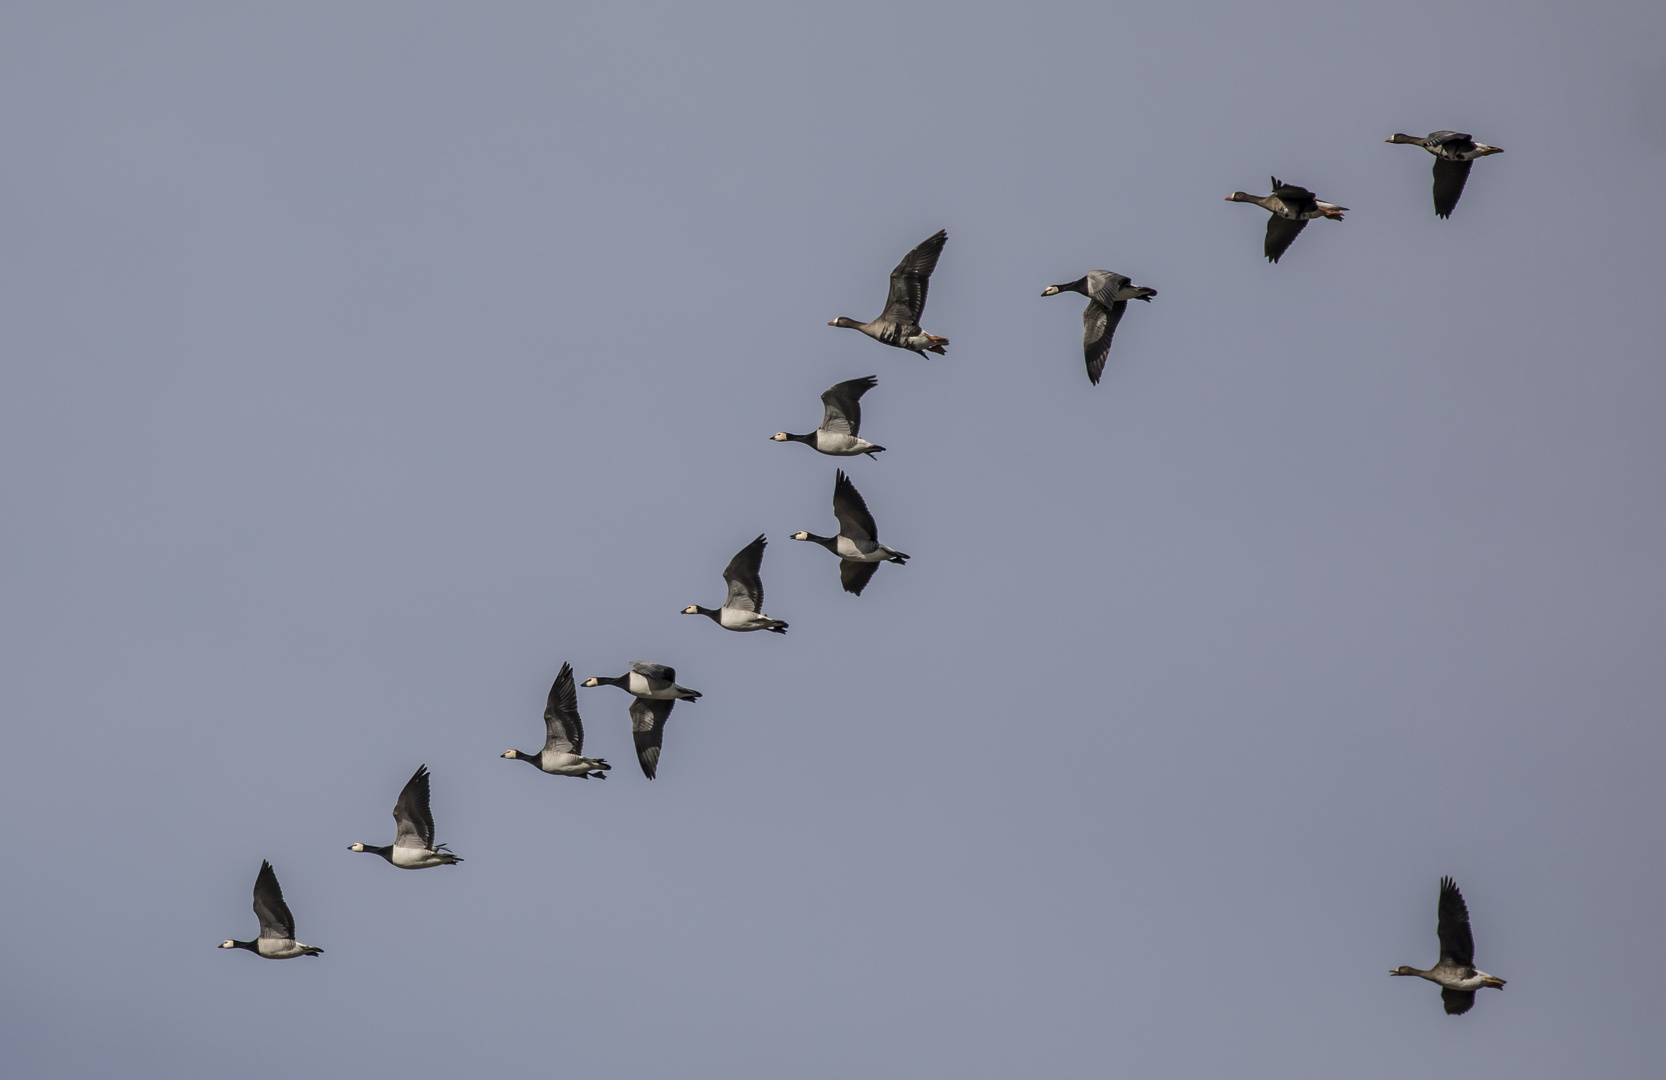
top-left (219, 861), bottom-right (323, 959)
top-left (1041, 271), bottom-right (1158, 385)
top-left (1386, 131), bottom-right (1503, 218)
top-left (349, 765), bottom-right (464, 868)
top-left (683, 534), bottom-right (789, 633)
top-left (1226, 177), bottom-right (1347, 262)
top-left (772, 376), bottom-right (885, 457)
top-left (1391, 876), bottom-right (1507, 1015)
top-left (829, 230), bottom-right (950, 356)
top-left (582, 662), bottom-right (702, 780)
top-left (501, 661), bottom-right (612, 779)
top-left (790, 469), bottom-right (909, 596)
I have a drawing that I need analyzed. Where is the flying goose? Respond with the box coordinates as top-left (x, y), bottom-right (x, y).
top-left (1226, 178), bottom-right (1347, 262)
top-left (582, 662), bottom-right (702, 780)
top-left (790, 469), bottom-right (909, 596)
top-left (1391, 876), bottom-right (1507, 1015)
top-left (772, 376), bottom-right (885, 457)
top-left (683, 534), bottom-right (789, 633)
top-left (501, 661), bottom-right (611, 779)
top-left (348, 765), bottom-right (464, 868)
top-left (1386, 131), bottom-right (1503, 218)
top-left (829, 229), bottom-right (950, 356)
top-left (1041, 272), bottom-right (1158, 385)
top-left (219, 861), bottom-right (323, 959)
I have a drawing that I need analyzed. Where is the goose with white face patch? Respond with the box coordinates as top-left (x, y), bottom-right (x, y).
top-left (1225, 177), bottom-right (1348, 263)
top-left (828, 230), bottom-right (950, 357)
top-left (771, 376), bottom-right (885, 458)
top-left (348, 764), bottom-right (464, 868)
top-left (1041, 271), bottom-right (1158, 385)
top-left (582, 662), bottom-right (702, 780)
top-left (1391, 876), bottom-right (1507, 1015)
top-left (218, 861), bottom-right (323, 959)
top-left (1385, 131), bottom-right (1503, 218)
top-left (502, 661), bottom-right (612, 779)
top-left (790, 469), bottom-right (909, 596)
top-left (683, 534), bottom-right (789, 633)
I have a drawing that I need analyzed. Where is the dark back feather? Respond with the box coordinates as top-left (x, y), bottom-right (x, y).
top-left (879, 229), bottom-right (947, 326)
top-left (1437, 876), bottom-right (1476, 968)
top-left (721, 534), bottom-right (768, 613)
top-left (820, 376), bottom-right (876, 437)
top-left (252, 860), bottom-right (297, 941)
top-left (543, 661), bottom-right (584, 754)
top-left (831, 469), bottom-right (879, 543)
top-left (392, 765), bottom-right (437, 849)
top-left (629, 697), bottom-right (674, 780)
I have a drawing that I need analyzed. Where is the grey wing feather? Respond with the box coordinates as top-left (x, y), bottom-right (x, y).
top-left (721, 534), bottom-right (767, 613)
top-left (1437, 876), bottom-right (1476, 967)
top-left (879, 229), bottom-right (947, 325)
top-left (831, 469), bottom-right (878, 544)
top-left (1082, 299), bottom-right (1126, 385)
top-left (252, 861), bottom-right (297, 940)
top-left (819, 376), bottom-right (876, 437)
top-left (1426, 130), bottom-right (1471, 147)
top-left (1087, 272), bottom-right (1132, 307)
top-left (1441, 988), bottom-right (1476, 1016)
top-left (630, 661), bottom-right (675, 682)
top-left (629, 697), bottom-right (675, 780)
top-left (391, 765), bottom-right (436, 849)
top-left (1264, 216), bottom-right (1308, 262)
top-left (840, 559), bottom-right (880, 596)
top-left (1431, 158), bottom-right (1472, 218)
top-left (543, 661), bottom-right (584, 755)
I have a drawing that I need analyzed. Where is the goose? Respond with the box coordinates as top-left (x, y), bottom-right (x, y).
top-left (1041, 272), bottom-right (1158, 385)
top-left (1226, 177), bottom-right (1347, 262)
top-left (829, 230), bottom-right (950, 356)
top-left (1392, 876), bottom-right (1507, 1015)
top-left (348, 765), bottom-right (464, 868)
top-left (772, 376), bottom-right (885, 457)
top-left (501, 661), bottom-right (611, 779)
top-left (218, 860), bottom-right (323, 959)
top-left (1386, 131), bottom-right (1503, 218)
top-left (683, 534), bottom-right (789, 633)
top-left (582, 662), bottom-right (702, 780)
top-left (790, 469), bottom-right (908, 596)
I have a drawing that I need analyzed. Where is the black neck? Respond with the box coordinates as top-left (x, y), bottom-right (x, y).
top-left (1053, 276), bottom-right (1090, 296)
top-left (692, 606), bottom-right (722, 621)
top-left (803, 533), bottom-right (839, 551)
top-left (356, 844), bottom-right (395, 862)
top-left (229, 939), bottom-right (259, 952)
top-left (784, 432), bottom-right (814, 444)
top-left (514, 749), bottom-right (544, 764)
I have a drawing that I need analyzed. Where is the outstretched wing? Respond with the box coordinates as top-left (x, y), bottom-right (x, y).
top-left (1270, 176), bottom-right (1314, 200)
top-left (1426, 130), bottom-right (1473, 149)
top-left (722, 534), bottom-right (768, 613)
top-left (1441, 988), bottom-right (1476, 1016)
top-left (820, 376), bottom-right (876, 437)
top-left (1082, 299), bottom-right (1127, 385)
top-left (1264, 216), bottom-right (1308, 263)
top-left (1431, 158), bottom-right (1472, 219)
top-left (840, 559), bottom-right (880, 596)
top-left (629, 697), bottom-right (675, 780)
top-left (832, 469), bottom-right (878, 544)
top-left (630, 661), bottom-right (675, 682)
top-left (879, 229), bottom-right (947, 325)
top-left (1087, 272), bottom-right (1133, 307)
top-left (543, 661), bottom-right (584, 755)
top-left (1437, 876), bottom-right (1476, 968)
top-left (252, 860), bottom-right (297, 941)
top-left (392, 765), bottom-right (436, 849)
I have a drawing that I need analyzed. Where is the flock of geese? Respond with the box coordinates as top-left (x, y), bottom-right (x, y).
top-left (219, 130), bottom-right (1512, 1019)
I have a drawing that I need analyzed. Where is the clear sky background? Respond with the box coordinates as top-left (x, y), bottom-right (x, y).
top-left (3, 2), bottom-right (1664, 1077)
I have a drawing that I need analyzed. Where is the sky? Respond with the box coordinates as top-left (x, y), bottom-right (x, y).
top-left (2, 2), bottom-right (1664, 1077)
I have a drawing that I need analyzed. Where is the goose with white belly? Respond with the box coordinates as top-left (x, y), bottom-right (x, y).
top-left (791, 469), bottom-right (909, 596)
top-left (349, 764), bottom-right (464, 867)
top-left (502, 661), bottom-right (612, 779)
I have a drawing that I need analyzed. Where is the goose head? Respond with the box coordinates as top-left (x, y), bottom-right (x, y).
top-left (789, 531), bottom-right (811, 541)
top-left (1389, 966), bottom-right (1421, 976)
top-left (828, 317), bottom-right (861, 328)
top-left (1482, 976), bottom-right (1506, 989)
top-left (1475, 143), bottom-right (1503, 156)
top-left (1385, 133), bottom-right (1424, 144)
top-left (1225, 191), bottom-right (1258, 203)
top-left (348, 842), bottom-right (368, 852)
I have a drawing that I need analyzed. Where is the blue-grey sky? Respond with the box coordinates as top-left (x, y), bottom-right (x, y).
top-left (3, 2), bottom-right (1664, 1077)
